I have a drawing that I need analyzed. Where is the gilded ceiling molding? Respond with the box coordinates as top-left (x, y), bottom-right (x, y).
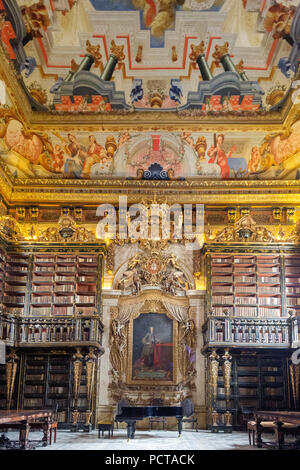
top-left (5, 189), bottom-right (300, 206)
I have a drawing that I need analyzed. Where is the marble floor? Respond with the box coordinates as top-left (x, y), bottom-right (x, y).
top-left (2, 429), bottom-right (261, 450)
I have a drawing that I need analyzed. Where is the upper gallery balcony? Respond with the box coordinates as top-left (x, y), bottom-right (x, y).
top-left (0, 312), bottom-right (104, 350)
top-left (202, 315), bottom-right (300, 351)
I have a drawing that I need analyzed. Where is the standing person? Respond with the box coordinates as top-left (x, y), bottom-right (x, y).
top-left (207, 134), bottom-right (236, 179)
top-left (141, 326), bottom-right (158, 367)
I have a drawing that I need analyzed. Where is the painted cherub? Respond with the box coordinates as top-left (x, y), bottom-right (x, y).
top-left (131, 0), bottom-right (185, 37)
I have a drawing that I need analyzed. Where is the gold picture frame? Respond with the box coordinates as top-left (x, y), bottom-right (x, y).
top-left (127, 310), bottom-right (178, 386)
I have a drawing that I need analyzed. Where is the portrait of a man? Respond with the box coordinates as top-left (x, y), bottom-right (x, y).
top-left (131, 313), bottom-right (173, 382)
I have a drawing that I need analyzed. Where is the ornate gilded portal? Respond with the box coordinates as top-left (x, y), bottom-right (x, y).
top-left (109, 289), bottom-right (197, 402)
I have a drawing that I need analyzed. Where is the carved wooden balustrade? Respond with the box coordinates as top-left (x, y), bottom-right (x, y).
top-left (0, 313), bottom-right (16, 346)
top-left (202, 316), bottom-right (298, 349)
top-left (0, 313), bottom-right (104, 348)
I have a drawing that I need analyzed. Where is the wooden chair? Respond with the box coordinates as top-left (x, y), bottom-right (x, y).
top-left (98, 409), bottom-right (115, 438)
top-left (28, 404), bottom-right (58, 446)
top-left (181, 399), bottom-right (198, 431)
top-left (149, 399), bottom-right (167, 431)
top-left (247, 420), bottom-right (276, 446)
top-left (49, 405), bottom-right (58, 445)
top-left (240, 406), bottom-right (256, 429)
top-left (182, 414), bottom-right (198, 431)
top-left (248, 419), bottom-right (300, 447)
top-left (114, 399), bottom-right (129, 430)
top-left (98, 420), bottom-right (114, 438)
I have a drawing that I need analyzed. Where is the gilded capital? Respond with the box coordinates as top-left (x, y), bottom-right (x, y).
top-left (110, 40), bottom-right (125, 62)
top-left (189, 41), bottom-right (205, 62)
top-left (212, 42), bottom-right (229, 66)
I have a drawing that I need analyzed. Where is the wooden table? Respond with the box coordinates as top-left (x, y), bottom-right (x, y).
top-left (0, 410), bottom-right (53, 450)
top-left (255, 411), bottom-right (300, 450)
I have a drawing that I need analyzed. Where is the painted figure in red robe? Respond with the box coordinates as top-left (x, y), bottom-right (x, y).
top-left (207, 134), bottom-right (236, 179)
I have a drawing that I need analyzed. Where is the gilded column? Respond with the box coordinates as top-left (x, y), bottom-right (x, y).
top-left (6, 350), bottom-right (19, 410)
top-left (71, 348), bottom-right (83, 431)
top-left (208, 349), bottom-right (220, 411)
top-left (101, 40), bottom-right (125, 81)
top-left (84, 348), bottom-right (97, 431)
top-left (289, 363), bottom-right (300, 409)
top-left (222, 349), bottom-right (232, 406)
top-left (213, 42), bottom-right (241, 77)
top-left (75, 54), bottom-right (95, 73)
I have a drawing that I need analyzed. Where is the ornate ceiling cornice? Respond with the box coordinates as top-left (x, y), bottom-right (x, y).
top-left (2, 170), bottom-right (300, 205)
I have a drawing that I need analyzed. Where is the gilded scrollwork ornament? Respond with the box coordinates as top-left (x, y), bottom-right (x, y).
top-left (0, 216), bottom-right (24, 242)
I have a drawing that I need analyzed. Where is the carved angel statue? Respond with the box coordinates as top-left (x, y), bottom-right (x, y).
top-left (110, 320), bottom-right (127, 381)
top-left (118, 267), bottom-right (135, 291)
top-left (179, 319), bottom-right (196, 379)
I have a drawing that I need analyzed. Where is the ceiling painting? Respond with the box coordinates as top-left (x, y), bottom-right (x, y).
top-left (0, 0), bottom-right (298, 115)
top-left (1, 105), bottom-right (300, 180)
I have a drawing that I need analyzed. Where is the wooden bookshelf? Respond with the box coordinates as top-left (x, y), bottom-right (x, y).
top-left (210, 254), bottom-right (283, 318)
top-left (20, 352), bottom-right (74, 428)
top-left (3, 254), bottom-right (29, 316)
top-left (213, 353), bottom-right (289, 429)
top-left (29, 253), bottom-right (101, 317)
top-left (284, 255), bottom-right (300, 316)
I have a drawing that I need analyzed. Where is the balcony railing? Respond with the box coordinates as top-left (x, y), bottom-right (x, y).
top-left (0, 314), bottom-right (16, 346)
top-left (0, 313), bottom-right (104, 347)
top-left (202, 316), bottom-right (298, 349)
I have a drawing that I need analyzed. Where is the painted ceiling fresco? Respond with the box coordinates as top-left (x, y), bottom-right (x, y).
top-left (0, 0), bottom-right (299, 114)
top-left (1, 107), bottom-right (300, 180)
top-left (0, 0), bottom-right (300, 182)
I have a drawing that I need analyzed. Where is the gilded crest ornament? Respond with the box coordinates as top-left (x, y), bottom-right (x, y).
top-left (38, 215), bottom-right (95, 242)
top-left (211, 212), bottom-right (275, 243)
top-left (118, 248), bottom-right (191, 294)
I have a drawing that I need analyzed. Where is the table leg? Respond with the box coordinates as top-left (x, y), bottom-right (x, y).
top-left (274, 421), bottom-right (284, 451)
top-left (256, 418), bottom-right (263, 449)
top-left (42, 418), bottom-right (51, 446)
top-left (19, 421), bottom-right (30, 450)
top-left (177, 418), bottom-right (183, 437)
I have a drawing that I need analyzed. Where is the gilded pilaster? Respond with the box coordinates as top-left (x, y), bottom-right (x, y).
top-left (6, 350), bottom-right (19, 410)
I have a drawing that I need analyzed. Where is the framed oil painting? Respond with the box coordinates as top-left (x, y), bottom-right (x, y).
top-left (127, 312), bottom-right (178, 385)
